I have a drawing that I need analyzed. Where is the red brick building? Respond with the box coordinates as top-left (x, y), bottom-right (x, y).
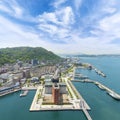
top-left (52, 83), bottom-right (60, 104)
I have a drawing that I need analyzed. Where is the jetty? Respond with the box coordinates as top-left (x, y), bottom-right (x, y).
top-left (93, 67), bottom-right (106, 77)
top-left (72, 79), bottom-right (120, 100)
top-left (82, 107), bottom-right (92, 120)
top-left (74, 74), bottom-right (89, 79)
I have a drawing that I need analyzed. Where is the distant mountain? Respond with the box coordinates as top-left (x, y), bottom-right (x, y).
top-left (0, 47), bottom-right (61, 65)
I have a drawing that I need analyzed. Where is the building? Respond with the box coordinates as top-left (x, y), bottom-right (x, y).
top-left (52, 83), bottom-right (60, 104)
top-left (31, 59), bottom-right (39, 66)
top-left (59, 83), bottom-right (67, 94)
top-left (45, 82), bottom-right (52, 94)
top-left (23, 69), bottom-right (31, 78)
top-left (30, 77), bottom-right (39, 83)
top-left (44, 68), bottom-right (67, 104)
top-left (52, 68), bottom-right (61, 83)
top-left (44, 82), bottom-right (67, 95)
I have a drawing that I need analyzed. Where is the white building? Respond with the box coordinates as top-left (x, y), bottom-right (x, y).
top-left (44, 82), bottom-right (67, 94)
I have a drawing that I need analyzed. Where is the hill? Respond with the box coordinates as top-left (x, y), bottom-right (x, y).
top-left (0, 47), bottom-right (61, 65)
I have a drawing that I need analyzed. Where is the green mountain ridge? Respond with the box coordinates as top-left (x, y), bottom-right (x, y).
top-left (0, 47), bottom-right (61, 65)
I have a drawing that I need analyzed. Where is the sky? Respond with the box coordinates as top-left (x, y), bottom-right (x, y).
top-left (0, 0), bottom-right (120, 54)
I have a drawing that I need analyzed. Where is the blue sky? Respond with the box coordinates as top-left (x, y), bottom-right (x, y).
top-left (0, 0), bottom-right (120, 54)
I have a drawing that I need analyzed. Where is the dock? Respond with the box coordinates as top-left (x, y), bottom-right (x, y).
top-left (72, 79), bottom-right (120, 100)
top-left (22, 86), bottom-right (38, 90)
top-left (83, 108), bottom-right (92, 120)
top-left (93, 67), bottom-right (106, 77)
top-left (0, 88), bottom-right (21, 97)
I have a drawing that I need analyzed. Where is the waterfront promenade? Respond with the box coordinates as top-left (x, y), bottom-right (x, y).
top-left (0, 88), bottom-right (21, 97)
top-left (30, 86), bottom-right (42, 111)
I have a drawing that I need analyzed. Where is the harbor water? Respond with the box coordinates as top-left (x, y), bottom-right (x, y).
top-left (0, 56), bottom-right (120, 120)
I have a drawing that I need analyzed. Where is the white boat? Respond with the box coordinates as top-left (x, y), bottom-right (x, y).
top-left (107, 92), bottom-right (120, 100)
top-left (20, 90), bottom-right (28, 97)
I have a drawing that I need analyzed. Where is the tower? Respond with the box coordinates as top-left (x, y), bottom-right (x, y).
top-left (52, 83), bottom-right (60, 104)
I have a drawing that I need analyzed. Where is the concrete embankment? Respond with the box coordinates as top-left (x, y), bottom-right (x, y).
top-left (0, 88), bottom-right (21, 97)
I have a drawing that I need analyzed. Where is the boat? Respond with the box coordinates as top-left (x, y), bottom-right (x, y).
top-left (97, 84), bottom-right (105, 90)
top-left (107, 91), bottom-right (120, 100)
top-left (20, 90), bottom-right (28, 97)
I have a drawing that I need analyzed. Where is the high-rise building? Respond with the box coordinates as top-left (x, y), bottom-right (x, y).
top-left (52, 83), bottom-right (60, 104)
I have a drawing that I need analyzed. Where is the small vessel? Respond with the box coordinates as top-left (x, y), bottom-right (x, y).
top-left (107, 91), bottom-right (120, 100)
top-left (20, 90), bottom-right (28, 97)
top-left (97, 84), bottom-right (105, 90)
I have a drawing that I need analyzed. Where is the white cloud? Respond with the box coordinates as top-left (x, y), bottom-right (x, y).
top-left (0, 15), bottom-right (48, 48)
top-left (0, 0), bottom-right (23, 18)
top-left (74, 0), bottom-right (82, 10)
top-left (52, 0), bottom-right (67, 8)
top-left (37, 6), bottom-right (74, 42)
top-left (39, 24), bottom-right (57, 35)
top-left (38, 6), bottom-right (74, 26)
top-left (0, 4), bottom-right (12, 14)
top-left (0, 0), bottom-right (36, 22)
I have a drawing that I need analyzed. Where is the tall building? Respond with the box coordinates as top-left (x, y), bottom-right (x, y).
top-left (52, 83), bottom-right (60, 104)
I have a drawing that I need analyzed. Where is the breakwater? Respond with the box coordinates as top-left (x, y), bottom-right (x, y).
top-left (72, 79), bottom-right (120, 100)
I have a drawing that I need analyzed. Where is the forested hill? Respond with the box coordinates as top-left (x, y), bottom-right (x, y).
top-left (0, 47), bottom-right (61, 65)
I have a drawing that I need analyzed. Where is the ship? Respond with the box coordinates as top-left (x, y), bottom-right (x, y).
top-left (107, 91), bottom-right (120, 100)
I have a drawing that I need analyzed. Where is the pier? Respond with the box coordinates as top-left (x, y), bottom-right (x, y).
top-left (92, 67), bottom-right (106, 77)
top-left (83, 108), bottom-right (92, 120)
top-left (72, 79), bottom-right (120, 100)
